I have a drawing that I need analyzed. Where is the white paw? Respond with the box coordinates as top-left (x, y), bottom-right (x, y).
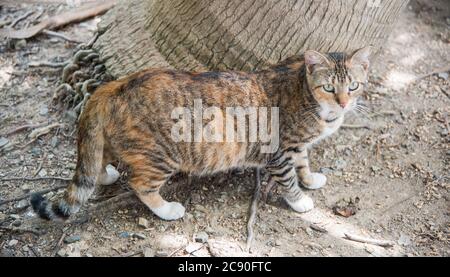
top-left (285, 194), bottom-right (314, 213)
top-left (98, 164), bottom-right (120, 185)
top-left (151, 201), bottom-right (185, 221)
top-left (302, 173), bottom-right (327, 190)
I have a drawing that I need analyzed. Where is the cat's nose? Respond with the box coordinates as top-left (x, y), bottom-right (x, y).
top-left (339, 101), bottom-right (347, 108)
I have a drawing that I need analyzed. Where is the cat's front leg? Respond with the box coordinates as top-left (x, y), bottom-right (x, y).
top-left (293, 148), bottom-right (327, 190)
top-left (267, 153), bottom-right (314, 213)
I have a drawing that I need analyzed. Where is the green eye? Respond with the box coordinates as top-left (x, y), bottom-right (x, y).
top-left (349, 82), bottom-right (359, 91)
top-left (323, 84), bottom-right (335, 93)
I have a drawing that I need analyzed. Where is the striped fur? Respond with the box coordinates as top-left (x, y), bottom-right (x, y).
top-left (31, 47), bottom-right (371, 221)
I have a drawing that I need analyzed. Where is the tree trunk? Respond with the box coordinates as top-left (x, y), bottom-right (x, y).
top-left (93, 0), bottom-right (408, 78)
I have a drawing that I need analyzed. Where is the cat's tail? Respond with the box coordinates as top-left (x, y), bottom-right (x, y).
top-left (31, 100), bottom-right (105, 221)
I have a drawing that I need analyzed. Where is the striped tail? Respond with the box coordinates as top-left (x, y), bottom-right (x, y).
top-left (31, 106), bottom-right (104, 221)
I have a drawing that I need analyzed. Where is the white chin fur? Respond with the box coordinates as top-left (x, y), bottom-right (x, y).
top-left (98, 164), bottom-right (120, 185)
top-left (151, 201), bottom-right (185, 221)
top-left (285, 194), bottom-right (314, 213)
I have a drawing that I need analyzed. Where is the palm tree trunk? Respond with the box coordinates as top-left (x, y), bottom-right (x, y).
top-left (94, 0), bottom-right (408, 78)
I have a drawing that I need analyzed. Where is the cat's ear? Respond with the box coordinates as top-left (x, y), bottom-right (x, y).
top-left (304, 50), bottom-right (332, 73)
top-left (348, 46), bottom-right (373, 71)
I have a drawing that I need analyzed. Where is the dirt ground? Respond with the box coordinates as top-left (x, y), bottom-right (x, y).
top-left (0, 1), bottom-right (448, 257)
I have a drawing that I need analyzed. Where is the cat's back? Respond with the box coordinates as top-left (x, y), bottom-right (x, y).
top-left (99, 68), bottom-right (264, 106)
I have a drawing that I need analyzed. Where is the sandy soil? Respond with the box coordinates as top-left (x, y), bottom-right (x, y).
top-left (0, 0), bottom-right (448, 257)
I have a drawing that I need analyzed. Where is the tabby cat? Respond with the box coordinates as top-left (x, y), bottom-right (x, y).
top-left (31, 46), bottom-right (372, 221)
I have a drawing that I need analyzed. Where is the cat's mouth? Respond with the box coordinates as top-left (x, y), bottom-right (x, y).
top-left (324, 116), bottom-right (339, 123)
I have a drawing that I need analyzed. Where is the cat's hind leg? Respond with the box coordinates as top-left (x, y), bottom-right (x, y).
top-left (98, 147), bottom-right (120, 186)
top-left (126, 154), bottom-right (184, 221)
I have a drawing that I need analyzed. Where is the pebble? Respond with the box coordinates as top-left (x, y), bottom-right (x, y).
top-left (118, 231), bottom-right (130, 238)
top-left (14, 39), bottom-right (27, 50)
top-left (319, 167), bottom-right (333, 174)
top-left (143, 247), bottom-right (155, 257)
top-left (398, 233), bottom-right (412, 246)
top-left (30, 147), bottom-right (41, 156)
top-left (194, 231), bottom-right (209, 243)
top-left (39, 105), bottom-right (49, 116)
top-left (334, 158), bottom-right (347, 170)
top-left (157, 234), bottom-right (188, 250)
top-left (0, 137), bottom-right (9, 148)
top-left (9, 214), bottom-right (20, 220)
top-left (57, 249), bottom-right (67, 257)
top-left (186, 243), bottom-right (203, 254)
top-left (155, 250), bottom-right (168, 257)
top-left (8, 239), bottom-right (18, 247)
top-left (437, 72), bottom-right (448, 80)
top-left (1, 249), bottom-right (14, 257)
top-left (64, 235), bottom-right (81, 244)
top-left (38, 169), bottom-right (47, 177)
top-left (21, 184), bottom-right (31, 192)
top-left (138, 217), bottom-right (149, 229)
top-left (15, 199), bottom-right (29, 209)
top-left (204, 226), bottom-right (214, 234)
top-left (12, 220), bottom-right (22, 227)
top-left (132, 233), bottom-right (146, 240)
top-left (51, 136), bottom-right (59, 148)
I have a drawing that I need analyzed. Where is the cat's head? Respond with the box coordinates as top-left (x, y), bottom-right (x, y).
top-left (304, 46), bottom-right (372, 121)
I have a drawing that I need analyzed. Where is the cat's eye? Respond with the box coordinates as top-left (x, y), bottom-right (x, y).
top-left (349, 82), bottom-right (359, 91)
top-left (322, 84), bottom-right (335, 93)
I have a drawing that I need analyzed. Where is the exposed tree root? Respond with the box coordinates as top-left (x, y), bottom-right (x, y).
top-left (52, 33), bottom-right (112, 119)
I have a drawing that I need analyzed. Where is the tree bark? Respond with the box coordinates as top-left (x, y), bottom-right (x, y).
top-left (93, 0), bottom-right (408, 78)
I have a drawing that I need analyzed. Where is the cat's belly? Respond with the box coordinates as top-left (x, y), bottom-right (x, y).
top-left (182, 142), bottom-right (262, 175)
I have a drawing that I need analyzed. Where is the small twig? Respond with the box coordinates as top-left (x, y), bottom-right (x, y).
top-left (17, 123), bottom-right (63, 149)
top-left (376, 142), bottom-right (381, 161)
top-left (31, 8), bottom-right (45, 24)
top-left (0, 226), bottom-right (44, 236)
top-left (439, 87), bottom-right (450, 99)
top-left (261, 178), bottom-right (275, 203)
top-left (51, 232), bottom-right (67, 257)
top-left (33, 153), bottom-right (47, 177)
top-left (0, 1), bottom-right (117, 40)
top-left (29, 123), bottom-right (63, 139)
top-left (412, 65), bottom-right (450, 83)
top-left (70, 191), bottom-right (134, 222)
top-left (29, 245), bottom-right (40, 257)
top-left (0, 183), bottom-right (68, 206)
top-left (344, 233), bottom-right (395, 247)
top-left (0, 122), bottom-right (47, 137)
top-left (65, 191), bottom-right (135, 225)
top-left (443, 115), bottom-right (450, 135)
top-left (119, 250), bottom-right (143, 257)
top-left (9, 10), bottom-right (34, 28)
top-left (341, 124), bottom-right (371, 130)
top-left (42, 29), bottom-right (81, 43)
top-left (29, 60), bottom-right (70, 68)
top-left (246, 168), bottom-right (261, 252)
top-left (0, 176), bottom-right (72, 183)
top-left (169, 245), bottom-right (187, 257)
top-left (310, 224), bottom-right (327, 233)
top-left (370, 110), bottom-right (397, 117)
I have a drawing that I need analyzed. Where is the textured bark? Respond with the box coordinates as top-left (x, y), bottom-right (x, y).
top-left (93, 0), bottom-right (408, 78)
